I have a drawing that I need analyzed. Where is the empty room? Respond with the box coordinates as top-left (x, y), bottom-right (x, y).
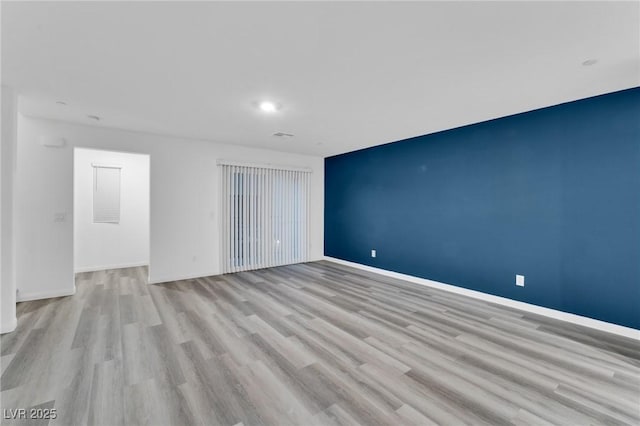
top-left (1, 1), bottom-right (639, 425)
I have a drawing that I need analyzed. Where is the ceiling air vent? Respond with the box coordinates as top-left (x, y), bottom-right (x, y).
top-left (273, 132), bottom-right (294, 138)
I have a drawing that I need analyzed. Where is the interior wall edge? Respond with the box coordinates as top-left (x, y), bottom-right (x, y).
top-left (1, 85), bottom-right (18, 335)
top-left (0, 317), bottom-right (17, 334)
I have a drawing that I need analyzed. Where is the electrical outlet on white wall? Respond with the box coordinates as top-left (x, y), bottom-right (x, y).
top-left (516, 274), bottom-right (525, 287)
top-left (371, 249), bottom-right (376, 258)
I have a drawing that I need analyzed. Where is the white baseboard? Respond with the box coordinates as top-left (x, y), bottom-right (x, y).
top-left (74, 262), bottom-right (148, 273)
top-left (324, 256), bottom-right (640, 340)
top-left (1, 316), bottom-right (17, 334)
top-left (16, 285), bottom-right (76, 302)
top-left (148, 270), bottom-right (220, 285)
top-left (148, 257), bottom-right (324, 285)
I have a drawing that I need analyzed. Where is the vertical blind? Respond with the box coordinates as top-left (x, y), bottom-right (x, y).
top-left (93, 165), bottom-right (121, 223)
top-left (220, 163), bottom-right (311, 273)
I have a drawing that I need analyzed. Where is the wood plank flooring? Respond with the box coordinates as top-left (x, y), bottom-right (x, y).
top-left (1, 261), bottom-right (639, 425)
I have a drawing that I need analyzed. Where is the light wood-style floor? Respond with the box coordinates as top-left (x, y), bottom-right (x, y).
top-left (1, 261), bottom-right (639, 425)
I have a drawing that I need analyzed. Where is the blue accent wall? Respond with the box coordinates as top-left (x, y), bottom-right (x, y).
top-left (324, 88), bottom-right (640, 329)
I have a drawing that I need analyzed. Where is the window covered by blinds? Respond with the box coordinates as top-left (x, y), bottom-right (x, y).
top-left (93, 165), bottom-right (121, 223)
top-left (220, 163), bottom-right (310, 273)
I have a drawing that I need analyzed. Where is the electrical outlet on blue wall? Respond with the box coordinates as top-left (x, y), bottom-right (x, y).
top-left (371, 249), bottom-right (376, 258)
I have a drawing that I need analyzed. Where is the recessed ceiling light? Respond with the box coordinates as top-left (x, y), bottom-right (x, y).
top-left (259, 101), bottom-right (278, 113)
top-left (87, 115), bottom-right (100, 121)
top-left (56, 101), bottom-right (67, 105)
top-left (582, 59), bottom-right (598, 66)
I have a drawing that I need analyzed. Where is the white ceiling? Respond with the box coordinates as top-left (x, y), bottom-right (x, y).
top-left (3, 1), bottom-right (639, 157)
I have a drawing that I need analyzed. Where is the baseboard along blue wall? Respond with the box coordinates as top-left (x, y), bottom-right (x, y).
top-left (324, 88), bottom-right (640, 329)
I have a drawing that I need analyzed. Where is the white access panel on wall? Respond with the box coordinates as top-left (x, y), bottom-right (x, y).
top-left (92, 164), bottom-right (121, 223)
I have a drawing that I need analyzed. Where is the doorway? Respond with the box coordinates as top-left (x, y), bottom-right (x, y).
top-left (73, 148), bottom-right (150, 275)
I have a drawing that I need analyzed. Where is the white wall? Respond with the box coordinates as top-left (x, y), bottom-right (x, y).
top-left (1, 87), bottom-right (18, 333)
top-left (15, 116), bottom-right (324, 300)
top-left (74, 148), bottom-right (150, 272)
